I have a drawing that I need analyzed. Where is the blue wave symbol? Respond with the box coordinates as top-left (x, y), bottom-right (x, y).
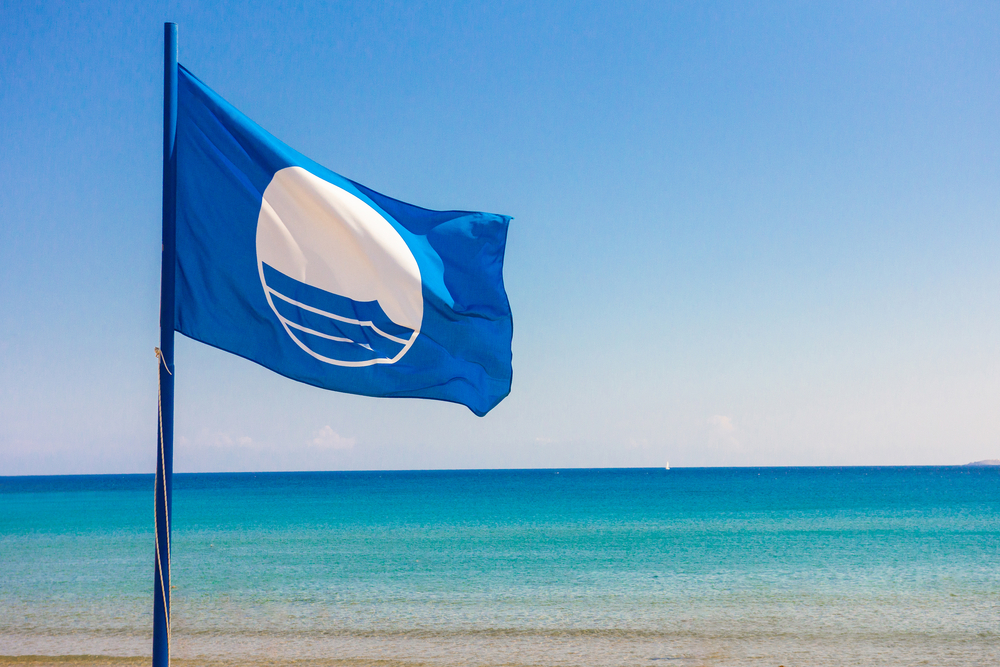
top-left (261, 263), bottom-right (417, 365)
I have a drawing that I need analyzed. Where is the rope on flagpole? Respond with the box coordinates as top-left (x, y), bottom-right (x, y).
top-left (154, 347), bottom-right (172, 645)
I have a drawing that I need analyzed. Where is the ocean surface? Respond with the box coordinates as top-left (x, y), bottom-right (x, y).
top-left (1, 467), bottom-right (998, 666)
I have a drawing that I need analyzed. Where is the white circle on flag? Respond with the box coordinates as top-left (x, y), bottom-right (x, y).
top-left (255, 166), bottom-right (422, 367)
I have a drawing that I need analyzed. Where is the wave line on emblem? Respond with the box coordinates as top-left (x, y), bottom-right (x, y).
top-left (266, 288), bottom-right (413, 346)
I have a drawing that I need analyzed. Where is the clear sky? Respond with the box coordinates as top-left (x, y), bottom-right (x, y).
top-left (1, 1), bottom-right (998, 474)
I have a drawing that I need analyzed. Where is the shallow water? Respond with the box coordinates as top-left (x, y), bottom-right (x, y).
top-left (2, 467), bottom-right (998, 666)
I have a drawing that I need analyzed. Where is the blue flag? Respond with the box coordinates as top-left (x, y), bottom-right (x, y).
top-left (174, 66), bottom-right (512, 416)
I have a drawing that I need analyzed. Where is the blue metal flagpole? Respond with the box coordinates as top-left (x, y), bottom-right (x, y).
top-left (154, 21), bottom-right (177, 667)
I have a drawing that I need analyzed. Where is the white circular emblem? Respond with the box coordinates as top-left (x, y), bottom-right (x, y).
top-left (255, 167), bottom-right (422, 366)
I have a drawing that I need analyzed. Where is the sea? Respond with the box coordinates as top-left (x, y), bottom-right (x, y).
top-left (1, 467), bottom-right (998, 667)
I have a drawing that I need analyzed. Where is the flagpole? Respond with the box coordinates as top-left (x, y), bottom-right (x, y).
top-left (154, 21), bottom-right (177, 667)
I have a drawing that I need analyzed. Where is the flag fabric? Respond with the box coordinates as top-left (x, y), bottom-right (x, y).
top-left (173, 65), bottom-right (512, 416)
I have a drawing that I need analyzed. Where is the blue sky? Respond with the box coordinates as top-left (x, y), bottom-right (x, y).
top-left (1, 1), bottom-right (998, 474)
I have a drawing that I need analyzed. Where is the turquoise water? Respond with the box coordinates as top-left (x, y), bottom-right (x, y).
top-left (1, 467), bottom-right (998, 666)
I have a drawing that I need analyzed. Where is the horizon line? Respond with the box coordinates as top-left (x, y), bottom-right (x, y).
top-left (3, 462), bottom-right (998, 479)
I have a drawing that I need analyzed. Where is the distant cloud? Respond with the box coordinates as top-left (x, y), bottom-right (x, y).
top-left (708, 415), bottom-right (735, 434)
top-left (174, 426), bottom-right (355, 473)
top-left (310, 426), bottom-right (355, 451)
top-left (180, 429), bottom-right (256, 450)
top-left (627, 437), bottom-right (650, 450)
top-left (707, 415), bottom-right (740, 450)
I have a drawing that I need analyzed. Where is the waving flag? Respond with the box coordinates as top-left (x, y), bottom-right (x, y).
top-left (173, 66), bottom-right (512, 416)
